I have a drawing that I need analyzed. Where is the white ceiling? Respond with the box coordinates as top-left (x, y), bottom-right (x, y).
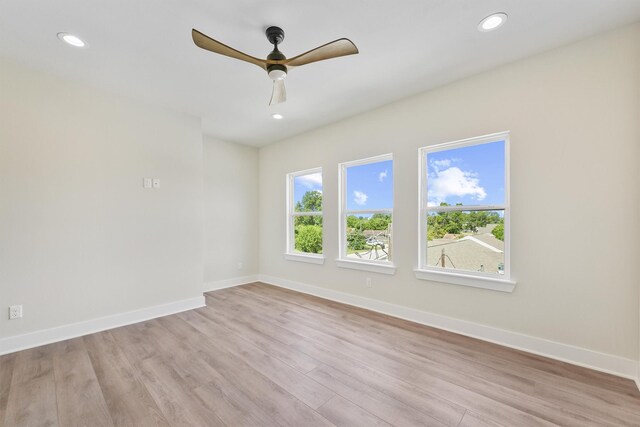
top-left (2, 1), bottom-right (640, 147)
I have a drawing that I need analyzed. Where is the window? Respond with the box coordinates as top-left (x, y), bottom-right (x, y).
top-left (285, 168), bottom-right (324, 264)
top-left (417, 132), bottom-right (515, 291)
top-left (338, 154), bottom-right (395, 274)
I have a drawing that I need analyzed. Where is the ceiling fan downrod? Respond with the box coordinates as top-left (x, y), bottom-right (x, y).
top-left (266, 26), bottom-right (287, 80)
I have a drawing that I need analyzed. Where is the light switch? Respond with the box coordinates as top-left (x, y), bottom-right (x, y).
top-left (152, 178), bottom-right (160, 188)
top-left (143, 178), bottom-right (152, 189)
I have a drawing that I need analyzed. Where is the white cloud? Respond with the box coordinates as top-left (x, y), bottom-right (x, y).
top-left (353, 190), bottom-right (368, 206)
top-left (296, 172), bottom-right (322, 189)
top-left (428, 167), bottom-right (486, 205)
top-left (431, 159), bottom-right (451, 170)
top-left (378, 170), bottom-right (388, 182)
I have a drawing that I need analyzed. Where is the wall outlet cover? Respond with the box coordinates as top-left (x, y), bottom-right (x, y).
top-left (9, 305), bottom-right (22, 320)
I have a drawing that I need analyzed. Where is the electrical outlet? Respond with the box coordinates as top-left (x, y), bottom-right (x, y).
top-left (152, 178), bottom-right (160, 188)
top-left (9, 305), bottom-right (22, 320)
top-left (365, 278), bottom-right (372, 288)
top-left (143, 178), bottom-right (152, 189)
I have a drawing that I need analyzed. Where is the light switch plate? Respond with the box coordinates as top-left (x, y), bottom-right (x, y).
top-left (143, 178), bottom-right (152, 189)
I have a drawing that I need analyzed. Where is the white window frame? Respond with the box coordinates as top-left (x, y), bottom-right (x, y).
top-left (415, 131), bottom-right (516, 292)
top-left (337, 154), bottom-right (396, 275)
top-left (285, 167), bottom-right (324, 264)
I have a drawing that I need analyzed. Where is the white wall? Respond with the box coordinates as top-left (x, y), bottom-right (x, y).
top-left (258, 24), bottom-right (640, 360)
top-left (0, 57), bottom-right (204, 340)
top-left (203, 136), bottom-right (259, 285)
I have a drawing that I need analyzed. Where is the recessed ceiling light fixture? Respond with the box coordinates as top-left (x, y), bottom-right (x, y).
top-left (478, 13), bottom-right (507, 32)
top-left (272, 113), bottom-right (284, 120)
top-left (57, 32), bottom-right (87, 48)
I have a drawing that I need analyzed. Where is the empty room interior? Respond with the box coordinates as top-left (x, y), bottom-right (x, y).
top-left (2, 1), bottom-right (640, 426)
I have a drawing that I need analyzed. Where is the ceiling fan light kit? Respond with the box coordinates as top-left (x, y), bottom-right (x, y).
top-left (192, 25), bottom-right (358, 106)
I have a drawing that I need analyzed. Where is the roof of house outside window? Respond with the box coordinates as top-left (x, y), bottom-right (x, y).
top-left (427, 232), bottom-right (504, 273)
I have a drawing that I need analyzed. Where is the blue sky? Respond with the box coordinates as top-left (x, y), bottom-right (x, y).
top-left (346, 160), bottom-right (393, 210)
top-left (426, 140), bottom-right (504, 206)
top-left (293, 172), bottom-right (322, 206)
top-left (293, 141), bottom-right (503, 210)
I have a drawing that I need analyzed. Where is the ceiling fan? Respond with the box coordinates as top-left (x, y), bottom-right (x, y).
top-left (192, 26), bottom-right (359, 105)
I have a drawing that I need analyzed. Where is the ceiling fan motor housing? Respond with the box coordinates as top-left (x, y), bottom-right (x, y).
top-left (267, 49), bottom-right (287, 80)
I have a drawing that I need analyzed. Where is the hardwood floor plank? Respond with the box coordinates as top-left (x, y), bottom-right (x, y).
top-left (309, 364), bottom-right (448, 426)
top-left (0, 353), bottom-right (15, 427)
top-left (83, 331), bottom-right (171, 427)
top-left (317, 395), bottom-right (392, 427)
top-left (4, 346), bottom-right (59, 427)
top-left (201, 295), bottom-right (322, 373)
top-left (51, 338), bottom-right (114, 427)
top-left (264, 284), bottom-right (640, 398)
top-left (532, 381), bottom-right (640, 426)
top-left (155, 313), bottom-right (335, 427)
top-left (265, 288), bottom-right (536, 394)
top-left (173, 309), bottom-right (336, 410)
top-left (191, 382), bottom-right (279, 427)
top-left (137, 356), bottom-right (226, 427)
top-left (108, 322), bottom-right (160, 364)
top-left (244, 283), bottom-right (640, 397)
top-left (296, 327), bottom-right (553, 427)
top-left (219, 287), bottom-right (563, 426)
top-left (3, 282), bottom-right (639, 426)
top-left (229, 285), bottom-right (635, 425)
top-left (458, 411), bottom-right (505, 427)
top-left (116, 315), bottom-right (284, 427)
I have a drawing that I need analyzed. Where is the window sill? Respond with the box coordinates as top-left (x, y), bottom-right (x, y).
top-left (284, 253), bottom-right (325, 265)
top-left (336, 259), bottom-right (397, 275)
top-left (414, 269), bottom-right (516, 292)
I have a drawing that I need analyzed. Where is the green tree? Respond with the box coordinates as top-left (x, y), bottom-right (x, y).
top-left (295, 191), bottom-right (323, 226)
top-left (347, 229), bottom-right (368, 250)
top-left (295, 190), bottom-right (322, 212)
top-left (427, 206), bottom-right (503, 241)
top-left (368, 214), bottom-right (392, 230)
top-left (346, 215), bottom-right (363, 229)
top-left (492, 223), bottom-right (504, 241)
top-left (295, 225), bottom-right (323, 253)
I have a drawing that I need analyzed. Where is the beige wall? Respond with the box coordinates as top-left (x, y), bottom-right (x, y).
top-left (203, 136), bottom-right (259, 283)
top-left (258, 24), bottom-right (640, 359)
top-left (0, 58), bottom-right (204, 339)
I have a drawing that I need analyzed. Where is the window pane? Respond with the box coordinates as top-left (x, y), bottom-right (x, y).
top-left (346, 213), bottom-right (392, 261)
top-left (294, 216), bottom-right (323, 254)
top-left (426, 140), bottom-right (504, 207)
top-left (346, 160), bottom-right (393, 210)
top-left (427, 210), bottom-right (504, 275)
top-left (294, 172), bottom-right (322, 212)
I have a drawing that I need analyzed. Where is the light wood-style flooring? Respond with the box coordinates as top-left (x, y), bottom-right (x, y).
top-left (1, 282), bottom-right (639, 426)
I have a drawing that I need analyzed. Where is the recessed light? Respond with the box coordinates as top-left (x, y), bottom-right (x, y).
top-left (272, 113), bottom-right (284, 120)
top-left (478, 13), bottom-right (507, 32)
top-left (57, 32), bottom-right (87, 48)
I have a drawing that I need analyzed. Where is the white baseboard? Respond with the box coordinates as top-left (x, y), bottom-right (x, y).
top-left (256, 274), bottom-right (638, 382)
top-left (0, 296), bottom-right (205, 356)
top-left (204, 275), bottom-right (260, 293)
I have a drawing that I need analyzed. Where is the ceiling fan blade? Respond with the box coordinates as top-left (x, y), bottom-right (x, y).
top-left (192, 29), bottom-right (267, 70)
top-left (284, 38), bottom-right (358, 67)
top-left (269, 79), bottom-right (286, 105)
